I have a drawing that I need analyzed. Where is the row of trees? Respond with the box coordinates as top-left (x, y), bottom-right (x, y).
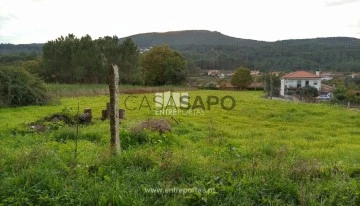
top-left (0, 35), bottom-right (189, 106)
top-left (40, 34), bottom-right (188, 85)
top-left (42, 34), bottom-right (140, 84)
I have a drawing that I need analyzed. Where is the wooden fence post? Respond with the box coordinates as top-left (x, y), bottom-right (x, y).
top-left (109, 64), bottom-right (120, 155)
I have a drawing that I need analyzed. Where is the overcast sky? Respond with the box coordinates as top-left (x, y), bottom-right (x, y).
top-left (1, 0), bottom-right (360, 44)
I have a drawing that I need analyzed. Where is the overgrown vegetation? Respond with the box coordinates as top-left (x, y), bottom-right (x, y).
top-left (0, 65), bottom-right (50, 107)
top-left (1, 90), bottom-right (359, 205)
top-left (332, 86), bottom-right (360, 105)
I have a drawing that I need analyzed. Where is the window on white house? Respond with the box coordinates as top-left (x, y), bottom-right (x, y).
top-left (314, 81), bottom-right (318, 85)
top-left (297, 80), bottom-right (301, 88)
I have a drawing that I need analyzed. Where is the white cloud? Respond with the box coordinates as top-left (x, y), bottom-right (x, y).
top-left (325, 0), bottom-right (360, 6)
top-left (0, 0), bottom-right (359, 43)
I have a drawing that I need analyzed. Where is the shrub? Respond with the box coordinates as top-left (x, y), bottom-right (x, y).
top-left (200, 81), bottom-right (219, 90)
top-left (0, 66), bottom-right (50, 107)
top-left (120, 119), bottom-right (173, 149)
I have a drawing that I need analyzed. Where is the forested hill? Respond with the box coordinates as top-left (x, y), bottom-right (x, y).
top-left (0, 43), bottom-right (43, 53)
top-left (1, 30), bottom-right (360, 72)
top-left (122, 30), bottom-right (267, 47)
top-left (122, 31), bottom-right (360, 72)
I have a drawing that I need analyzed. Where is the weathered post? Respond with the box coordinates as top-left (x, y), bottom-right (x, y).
top-left (109, 64), bottom-right (120, 155)
top-left (101, 109), bottom-right (107, 120)
top-left (270, 71), bottom-right (273, 100)
top-left (83, 108), bottom-right (92, 122)
top-left (119, 109), bottom-right (125, 119)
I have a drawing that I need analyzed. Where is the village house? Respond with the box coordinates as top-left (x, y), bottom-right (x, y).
top-left (319, 71), bottom-right (334, 80)
top-left (207, 70), bottom-right (220, 76)
top-left (280, 71), bottom-right (322, 96)
top-left (250, 70), bottom-right (261, 76)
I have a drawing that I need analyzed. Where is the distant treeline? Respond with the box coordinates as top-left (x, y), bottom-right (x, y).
top-left (123, 30), bottom-right (360, 72)
top-left (0, 52), bottom-right (40, 65)
top-left (175, 39), bottom-right (360, 72)
top-left (0, 43), bottom-right (43, 53)
top-left (2, 30), bottom-right (360, 72)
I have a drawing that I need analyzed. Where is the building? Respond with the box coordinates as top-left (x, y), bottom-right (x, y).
top-left (318, 72), bottom-right (334, 80)
top-left (250, 70), bottom-right (261, 76)
top-left (207, 70), bottom-right (220, 76)
top-left (280, 71), bottom-right (322, 96)
top-left (320, 84), bottom-right (335, 95)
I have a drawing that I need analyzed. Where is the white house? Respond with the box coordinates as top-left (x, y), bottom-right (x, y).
top-left (207, 70), bottom-right (220, 76)
top-left (319, 72), bottom-right (333, 80)
top-left (280, 71), bottom-right (322, 96)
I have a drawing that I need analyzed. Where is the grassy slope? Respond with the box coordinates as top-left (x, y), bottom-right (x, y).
top-left (1, 90), bottom-right (360, 205)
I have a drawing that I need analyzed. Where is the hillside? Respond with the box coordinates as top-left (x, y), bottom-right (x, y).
top-left (121, 30), bottom-right (267, 48)
top-left (111, 31), bottom-right (360, 72)
top-left (1, 30), bottom-right (360, 72)
top-left (0, 43), bottom-right (43, 53)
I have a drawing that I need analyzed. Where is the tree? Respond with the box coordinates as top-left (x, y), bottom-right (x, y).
top-left (333, 86), bottom-right (348, 102)
top-left (141, 46), bottom-right (187, 85)
top-left (21, 59), bottom-right (42, 74)
top-left (263, 72), bottom-right (282, 97)
top-left (118, 38), bottom-right (141, 84)
top-left (231, 67), bottom-right (252, 89)
top-left (42, 34), bottom-right (78, 83)
top-left (72, 34), bottom-right (102, 83)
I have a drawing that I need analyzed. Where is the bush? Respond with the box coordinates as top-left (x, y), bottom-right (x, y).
top-left (0, 66), bottom-right (50, 107)
top-left (120, 119), bottom-right (173, 149)
top-left (200, 81), bottom-right (219, 90)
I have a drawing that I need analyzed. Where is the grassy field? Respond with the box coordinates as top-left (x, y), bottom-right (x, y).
top-left (1, 90), bottom-right (360, 205)
top-left (46, 84), bottom-right (196, 98)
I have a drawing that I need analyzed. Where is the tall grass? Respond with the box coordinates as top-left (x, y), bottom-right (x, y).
top-left (46, 84), bottom-right (197, 98)
top-left (0, 91), bottom-right (360, 205)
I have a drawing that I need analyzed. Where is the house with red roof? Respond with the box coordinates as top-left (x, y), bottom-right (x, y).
top-left (280, 71), bottom-right (322, 96)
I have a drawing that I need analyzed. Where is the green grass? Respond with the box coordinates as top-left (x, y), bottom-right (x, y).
top-left (1, 90), bottom-right (360, 205)
top-left (46, 84), bottom-right (196, 98)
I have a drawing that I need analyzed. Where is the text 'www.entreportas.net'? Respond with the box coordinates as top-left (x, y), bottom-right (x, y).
top-left (143, 187), bottom-right (216, 194)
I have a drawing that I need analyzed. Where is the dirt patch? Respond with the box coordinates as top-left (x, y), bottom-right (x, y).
top-left (43, 114), bottom-right (75, 124)
top-left (131, 119), bottom-right (171, 134)
top-left (29, 113), bottom-right (75, 132)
